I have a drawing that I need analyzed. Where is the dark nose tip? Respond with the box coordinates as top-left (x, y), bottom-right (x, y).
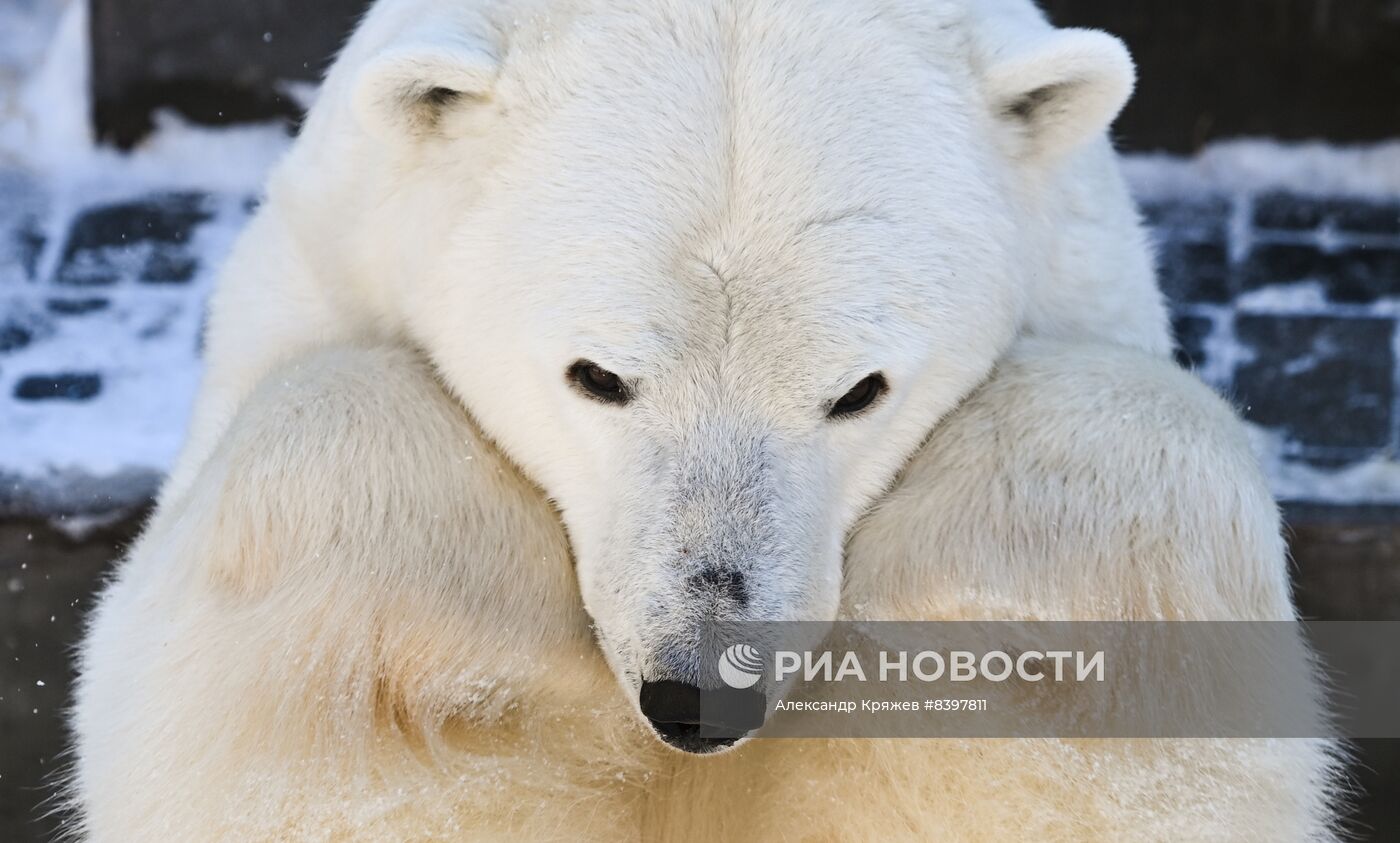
top-left (638, 680), bottom-right (767, 754)
top-left (690, 567), bottom-right (749, 605)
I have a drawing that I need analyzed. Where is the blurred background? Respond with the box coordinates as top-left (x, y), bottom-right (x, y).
top-left (1, 0), bottom-right (1398, 839)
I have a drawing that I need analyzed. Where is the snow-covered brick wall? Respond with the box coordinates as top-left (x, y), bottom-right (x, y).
top-left (1126, 145), bottom-right (1400, 504)
top-left (1, 182), bottom-right (257, 515)
top-left (1, 1), bottom-right (287, 517)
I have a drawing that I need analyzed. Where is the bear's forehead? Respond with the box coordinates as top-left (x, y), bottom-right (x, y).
top-left (503, 201), bottom-right (953, 355)
top-left (466, 0), bottom-right (1018, 393)
top-left (486, 148), bottom-right (1007, 382)
top-left (484, 1), bottom-right (1010, 319)
top-left (493, 0), bottom-right (993, 228)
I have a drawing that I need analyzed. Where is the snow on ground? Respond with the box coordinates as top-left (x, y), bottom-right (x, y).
top-left (0, 2), bottom-right (1397, 514)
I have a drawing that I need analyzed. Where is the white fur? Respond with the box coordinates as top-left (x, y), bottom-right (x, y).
top-left (71, 0), bottom-right (1334, 838)
top-left (159, 0), bottom-right (1168, 698)
top-left (71, 341), bottom-right (1340, 839)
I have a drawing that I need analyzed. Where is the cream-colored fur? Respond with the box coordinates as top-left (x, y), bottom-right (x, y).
top-left (164, 0), bottom-right (1165, 518)
top-left (71, 340), bottom-right (1340, 841)
top-left (71, 0), bottom-right (1338, 836)
top-left (157, 0), bottom-right (1173, 721)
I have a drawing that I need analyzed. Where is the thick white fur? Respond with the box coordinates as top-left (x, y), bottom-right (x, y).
top-left (155, 0), bottom-right (1169, 711)
top-left (72, 341), bottom-right (1339, 840)
top-left (170, 0), bottom-right (1166, 511)
top-left (72, 0), bottom-right (1338, 837)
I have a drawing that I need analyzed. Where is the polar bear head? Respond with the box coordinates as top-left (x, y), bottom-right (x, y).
top-left (290, 0), bottom-right (1139, 753)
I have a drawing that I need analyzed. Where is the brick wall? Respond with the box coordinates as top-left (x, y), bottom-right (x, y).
top-left (1146, 190), bottom-right (1400, 493)
top-left (1155, 192), bottom-right (1399, 446)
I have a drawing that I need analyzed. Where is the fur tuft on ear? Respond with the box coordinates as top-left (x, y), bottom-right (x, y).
top-left (351, 31), bottom-right (500, 142)
top-left (985, 28), bottom-right (1135, 162)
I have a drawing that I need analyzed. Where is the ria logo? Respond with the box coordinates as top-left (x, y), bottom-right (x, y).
top-left (718, 643), bottom-right (764, 689)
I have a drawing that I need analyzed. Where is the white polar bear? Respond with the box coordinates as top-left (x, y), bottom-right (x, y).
top-left (71, 341), bottom-right (1340, 840)
top-left (165, 0), bottom-right (1169, 717)
top-left (70, 0), bottom-right (1341, 838)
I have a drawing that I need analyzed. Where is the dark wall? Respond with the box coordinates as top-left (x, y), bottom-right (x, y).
top-left (1042, 0), bottom-right (1400, 151)
top-left (90, 0), bottom-right (1400, 151)
top-left (90, 0), bottom-right (366, 146)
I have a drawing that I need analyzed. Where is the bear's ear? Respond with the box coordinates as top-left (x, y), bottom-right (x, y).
top-left (351, 30), bottom-right (501, 142)
top-left (984, 28), bottom-right (1135, 162)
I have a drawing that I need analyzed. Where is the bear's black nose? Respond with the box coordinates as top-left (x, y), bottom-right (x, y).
top-left (638, 680), bottom-right (767, 754)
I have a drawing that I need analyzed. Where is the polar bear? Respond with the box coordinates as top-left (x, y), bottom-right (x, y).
top-left (70, 341), bottom-right (1340, 840)
top-left (160, 0), bottom-right (1168, 724)
top-left (70, 0), bottom-right (1340, 838)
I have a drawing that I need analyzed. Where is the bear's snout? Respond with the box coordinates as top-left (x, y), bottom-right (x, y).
top-left (638, 679), bottom-right (767, 754)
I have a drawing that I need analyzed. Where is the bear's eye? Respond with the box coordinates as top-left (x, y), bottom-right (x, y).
top-left (827, 373), bottom-right (887, 419)
top-left (567, 360), bottom-right (631, 405)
